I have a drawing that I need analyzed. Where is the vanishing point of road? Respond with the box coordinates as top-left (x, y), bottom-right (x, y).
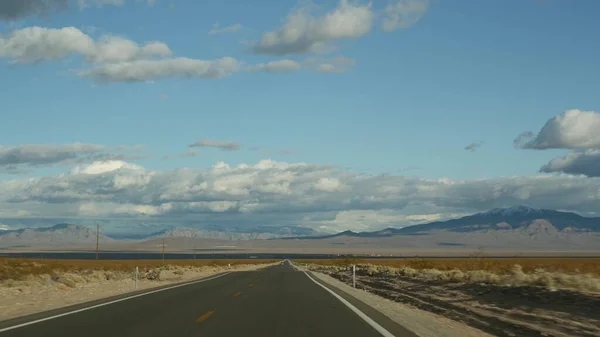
top-left (0, 261), bottom-right (417, 337)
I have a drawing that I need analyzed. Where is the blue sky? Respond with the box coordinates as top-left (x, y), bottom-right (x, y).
top-left (1, 0), bottom-right (600, 233)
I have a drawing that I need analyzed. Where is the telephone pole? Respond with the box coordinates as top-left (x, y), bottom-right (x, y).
top-left (95, 223), bottom-right (100, 260)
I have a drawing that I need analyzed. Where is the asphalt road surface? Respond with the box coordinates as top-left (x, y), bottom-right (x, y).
top-left (0, 261), bottom-right (417, 337)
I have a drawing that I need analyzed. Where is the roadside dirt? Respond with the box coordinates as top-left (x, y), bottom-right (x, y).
top-left (310, 264), bottom-right (600, 337)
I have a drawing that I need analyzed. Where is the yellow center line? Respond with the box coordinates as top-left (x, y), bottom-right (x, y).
top-left (196, 310), bottom-right (215, 323)
top-left (234, 292), bottom-right (242, 297)
top-left (248, 283), bottom-right (253, 287)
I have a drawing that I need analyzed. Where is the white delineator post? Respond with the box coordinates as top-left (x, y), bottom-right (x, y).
top-left (135, 266), bottom-right (139, 289)
top-left (352, 265), bottom-right (356, 288)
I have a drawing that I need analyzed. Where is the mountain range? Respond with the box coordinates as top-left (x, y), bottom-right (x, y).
top-left (289, 205), bottom-right (600, 240)
top-left (142, 225), bottom-right (317, 241)
top-left (0, 223), bottom-right (114, 247)
top-left (1, 206), bottom-right (599, 251)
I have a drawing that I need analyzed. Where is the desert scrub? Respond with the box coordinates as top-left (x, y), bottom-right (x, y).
top-left (295, 257), bottom-right (600, 275)
top-left (297, 258), bottom-right (600, 293)
top-left (0, 258), bottom-right (277, 282)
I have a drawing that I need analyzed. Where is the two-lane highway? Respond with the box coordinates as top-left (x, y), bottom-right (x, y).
top-left (0, 261), bottom-right (417, 337)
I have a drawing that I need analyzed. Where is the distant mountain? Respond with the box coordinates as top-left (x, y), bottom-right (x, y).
top-left (141, 225), bottom-right (319, 241)
top-left (396, 206), bottom-right (600, 234)
top-left (290, 206), bottom-right (600, 240)
top-left (0, 223), bottom-right (113, 248)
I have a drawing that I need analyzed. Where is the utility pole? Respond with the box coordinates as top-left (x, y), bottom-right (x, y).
top-left (162, 237), bottom-right (165, 262)
top-left (193, 243), bottom-right (196, 261)
top-left (96, 223), bottom-right (100, 260)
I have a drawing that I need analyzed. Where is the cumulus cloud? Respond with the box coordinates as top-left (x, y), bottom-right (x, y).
top-left (247, 59), bottom-right (302, 72)
top-left (464, 141), bottom-right (483, 152)
top-left (189, 139), bottom-right (241, 151)
top-left (515, 109), bottom-right (600, 150)
top-left (381, 0), bottom-right (429, 32)
top-left (80, 57), bottom-right (242, 83)
top-left (0, 0), bottom-right (156, 20)
top-left (2, 159), bottom-right (600, 230)
top-left (540, 150), bottom-right (600, 177)
top-left (516, 109), bottom-right (600, 177)
top-left (0, 26), bottom-right (242, 83)
top-left (250, 0), bottom-right (429, 55)
top-left (0, 26), bottom-right (171, 64)
top-left (208, 23), bottom-right (243, 35)
top-left (250, 0), bottom-right (374, 55)
top-left (307, 55), bottom-right (357, 73)
top-left (0, 143), bottom-right (146, 173)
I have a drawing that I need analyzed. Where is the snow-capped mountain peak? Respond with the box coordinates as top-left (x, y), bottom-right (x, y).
top-left (483, 205), bottom-right (539, 217)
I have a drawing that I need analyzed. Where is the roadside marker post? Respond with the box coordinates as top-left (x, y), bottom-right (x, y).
top-left (135, 266), bottom-right (139, 289)
top-left (352, 265), bottom-right (356, 288)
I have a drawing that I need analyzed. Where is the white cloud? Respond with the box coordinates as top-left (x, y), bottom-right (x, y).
top-left (516, 109), bottom-right (600, 177)
top-left (540, 150), bottom-right (600, 177)
top-left (69, 160), bottom-right (145, 175)
top-left (247, 59), bottom-right (302, 72)
top-left (208, 23), bottom-right (243, 35)
top-left (189, 139), bottom-right (241, 151)
top-left (250, 0), bottom-right (430, 55)
top-left (79, 57), bottom-right (242, 83)
top-left (314, 177), bottom-right (345, 192)
top-left (381, 0), bottom-right (429, 32)
top-left (2, 159), bottom-right (600, 230)
top-left (0, 26), bottom-right (171, 64)
top-left (515, 109), bottom-right (600, 150)
top-left (251, 0), bottom-right (374, 55)
top-left (89, 36), bottom-right (172, 63)
top-left (303, 55), bottom-right (356, 73)
top-left (0, 26), bottom-right (243, 83)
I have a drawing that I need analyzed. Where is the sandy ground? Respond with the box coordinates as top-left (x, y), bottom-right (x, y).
top-left (0, 262), bottom-right (277, 322)
top-left (306, 264), bottom-right (600, 337)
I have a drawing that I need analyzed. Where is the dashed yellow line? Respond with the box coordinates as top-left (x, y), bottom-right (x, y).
top-left (196, 310), bottom-right (215, 323)
top-left (234, 292), bottom-right (242, 297)
top-left (248, 283), bottom-right (254, 287)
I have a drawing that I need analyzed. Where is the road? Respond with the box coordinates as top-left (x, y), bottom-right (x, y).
top-left (0, 261), bottom-right (417, 337)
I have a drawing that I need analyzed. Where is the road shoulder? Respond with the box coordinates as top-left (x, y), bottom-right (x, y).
top-left (308, 270), bottom-right (492, 337)
top-left (305, 270), bottom-right (419, 337)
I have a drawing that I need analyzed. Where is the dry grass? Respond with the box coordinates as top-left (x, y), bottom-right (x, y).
top-left (294, 256), bottom-right (600, 275)
top-left (295, 256), bottom-right (600, 293)
top-left (0, 258), bottom-right (277, 281)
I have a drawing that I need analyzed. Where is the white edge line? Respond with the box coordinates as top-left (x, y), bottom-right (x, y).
top-left (299, 266), bottom-right (396, 337)
top-left (0, 272), bottom-right (232, 333)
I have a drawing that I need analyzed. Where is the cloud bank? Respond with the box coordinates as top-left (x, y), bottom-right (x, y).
top-left (2, 158), bottom-right (600, 231)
